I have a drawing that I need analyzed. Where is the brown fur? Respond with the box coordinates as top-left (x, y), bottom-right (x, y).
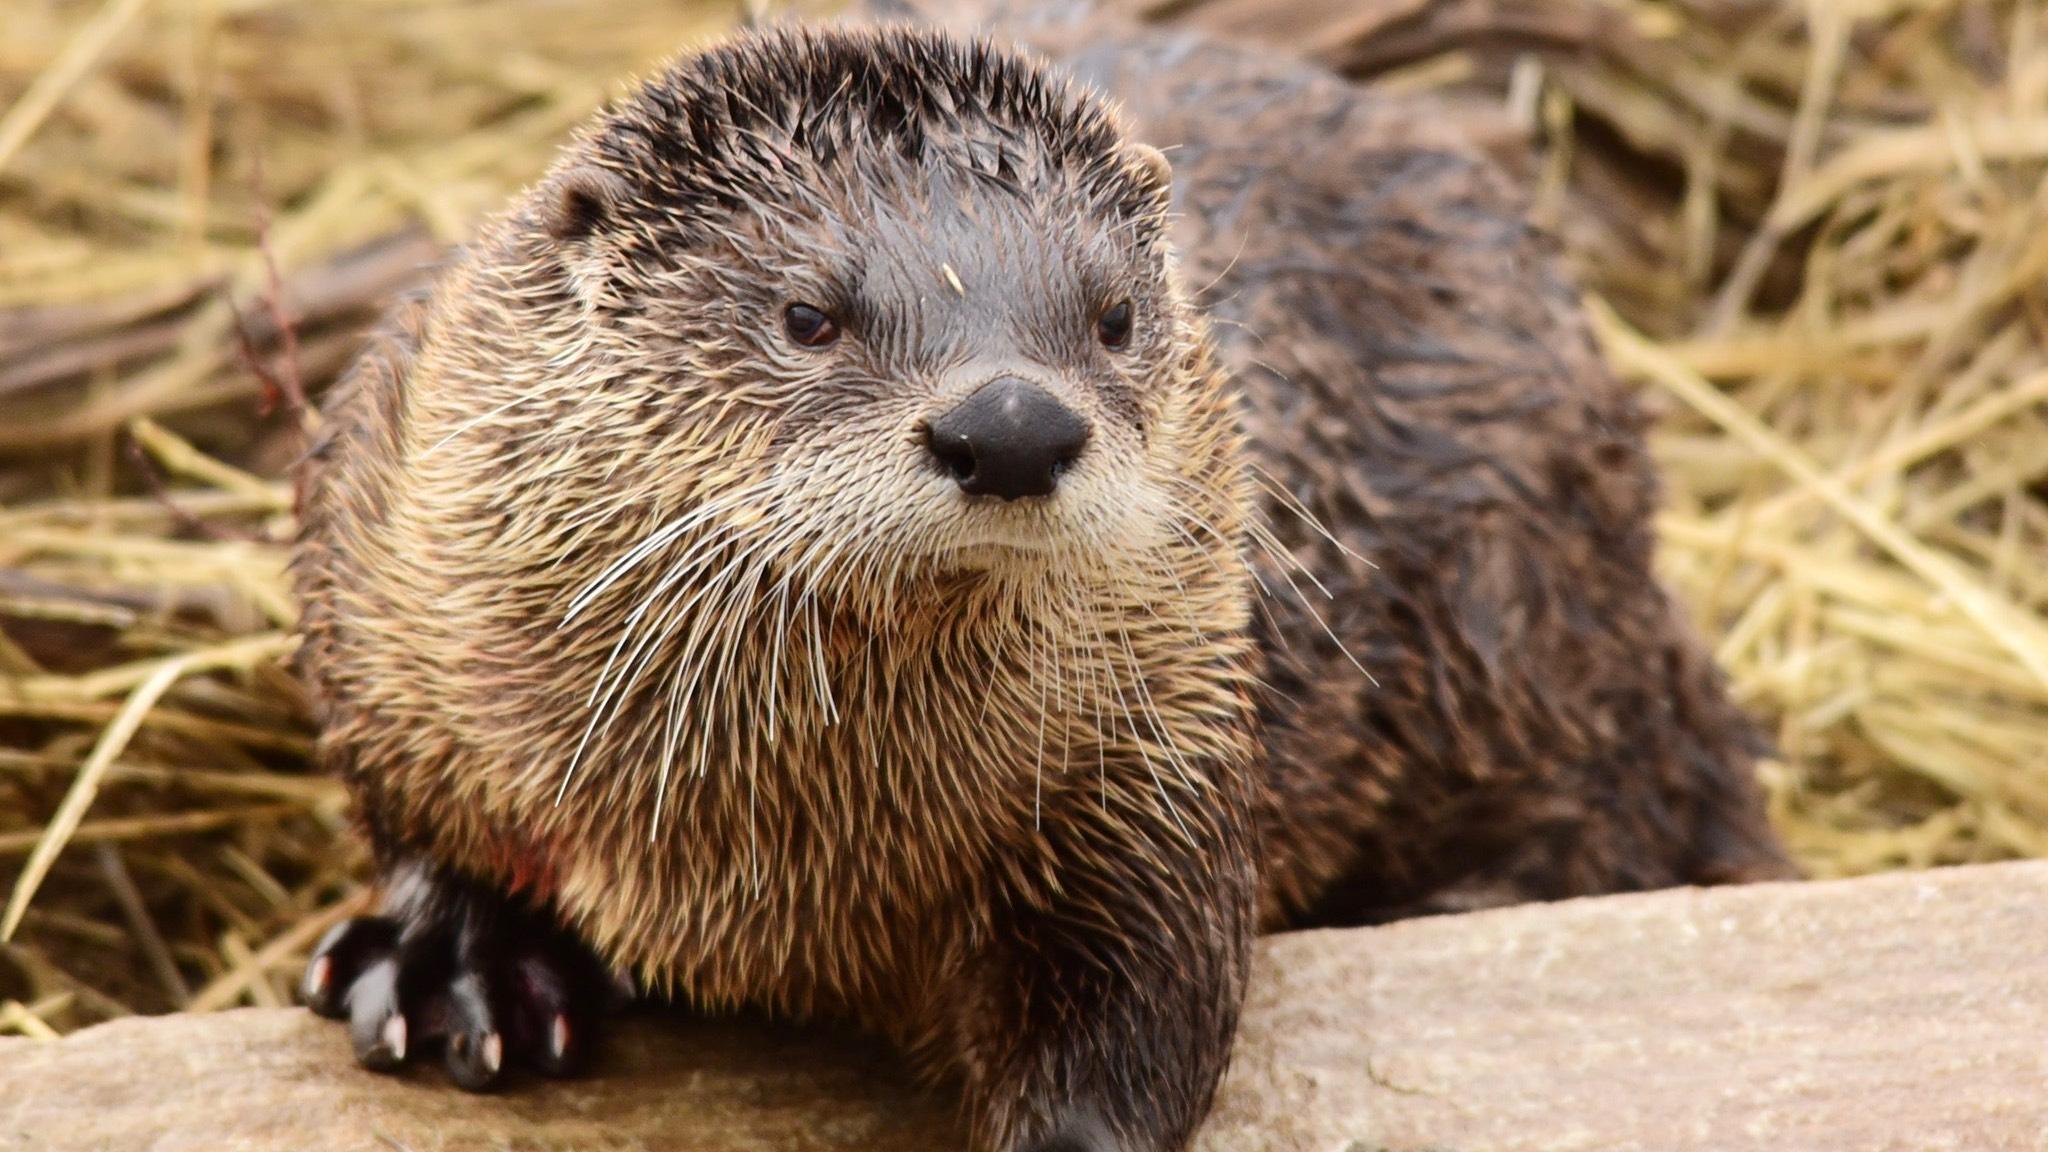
top-left (1002, 16), bottom-right (1795, 925)
top-left (295, 11), bottom-right (1789, 1152)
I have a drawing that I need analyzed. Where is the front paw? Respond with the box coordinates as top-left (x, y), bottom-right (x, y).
top-left (303, 898), bottom-right (613, 1089)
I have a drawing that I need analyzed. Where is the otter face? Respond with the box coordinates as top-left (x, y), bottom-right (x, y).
top-left (528, 27), bottom-right (1240, 612)
top-left (743, 151), bottom-right (1192, 572)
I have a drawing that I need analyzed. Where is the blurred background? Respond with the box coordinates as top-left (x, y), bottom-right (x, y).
top-left (1, 0), bottom-right (2044, 1038)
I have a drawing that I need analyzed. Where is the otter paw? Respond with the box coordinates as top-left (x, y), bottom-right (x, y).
top-left (302, 913), bottom-right (609, 1090)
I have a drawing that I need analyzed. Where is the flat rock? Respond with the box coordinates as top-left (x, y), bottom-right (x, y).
top-left (5, 862), bottom-right (2046, 1151)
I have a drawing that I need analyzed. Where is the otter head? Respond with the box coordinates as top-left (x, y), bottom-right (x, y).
top-left (512, 25), bottom-right (1245, 624)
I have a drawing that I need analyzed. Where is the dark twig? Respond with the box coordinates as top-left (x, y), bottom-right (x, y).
top-left (227, 297), bottom-right (294, 422)
top-left (247, 158), bottom-right (310, 423)
top-left (123, 436), bottom-right (261, 544)
top-left (94, 844), bottom-right (192, 1007)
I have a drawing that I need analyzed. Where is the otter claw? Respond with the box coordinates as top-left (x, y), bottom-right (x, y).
top-left (346, 956), bottom-right (407, 1070)
top-left (303, 903), bottom-right (609, 1089)
top-left (305, 917), bottom-right (397, 1018)
top-left (523, 1009), bottom-right (575, 1079)
top-left (443, 971), bottom-right (504, 1091)
top-left (505, 953), bottom-right (589, 1077)
top-left (303, 954), bottom-right (332, 1004)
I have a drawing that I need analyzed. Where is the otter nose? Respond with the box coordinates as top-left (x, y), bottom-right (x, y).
top-left (924, 377), bottom-right (1091, 501)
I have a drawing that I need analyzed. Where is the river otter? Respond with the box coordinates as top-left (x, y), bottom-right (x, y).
top-left (293, 10), bottom-right (1790, 1152)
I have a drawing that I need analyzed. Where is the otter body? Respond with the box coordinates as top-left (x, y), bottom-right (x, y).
top-left (1031, 25), bottom-right (1793, 922)
top-left (295, 12), bottom-right (1787, 1152)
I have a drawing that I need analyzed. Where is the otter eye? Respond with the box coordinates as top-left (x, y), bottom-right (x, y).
top-left (783, 303), bottom-right (840, 348)
top-left (1096, 300), bottom-right (1133, 350)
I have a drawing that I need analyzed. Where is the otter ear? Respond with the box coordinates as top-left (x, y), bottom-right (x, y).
top-left (1116, 143), bottom-right (1174, 225)
top-left (1128, 143), bottom-right (1172, 195)
top-left (544, 164), bottom-right (633, 243)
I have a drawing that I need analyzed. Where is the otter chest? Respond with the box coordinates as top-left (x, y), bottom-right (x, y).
top-left (540, 646), bottom-right (1066, 1018)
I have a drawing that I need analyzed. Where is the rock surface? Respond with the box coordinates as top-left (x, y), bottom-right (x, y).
top-left (6, 863), bottom-right (2047, 1151)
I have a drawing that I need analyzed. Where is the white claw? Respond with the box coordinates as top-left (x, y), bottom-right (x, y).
top-left (482, 1031), bottom-right (504, 1074)
top-left (382, 1013), bottom-right (408, 1062)
top-left (550, 1014), bottom-right (571, 1060)
top-left (304, 955), bottom-right (331, 1000)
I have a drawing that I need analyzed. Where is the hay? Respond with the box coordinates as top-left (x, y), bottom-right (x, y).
top-left (0, 0), bottom-right (743, 1035)
top-left (0, 0), bottom-right (2043, 1036)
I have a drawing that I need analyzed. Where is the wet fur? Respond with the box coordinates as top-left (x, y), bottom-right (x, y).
top-left (295, 12), bottom-right (1788, 1152)
top-left (1006, 20), bottom-right (1794, 924)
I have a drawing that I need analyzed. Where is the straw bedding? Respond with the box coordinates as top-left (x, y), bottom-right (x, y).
top-left (1, 0), bottom-right (2042, 1036)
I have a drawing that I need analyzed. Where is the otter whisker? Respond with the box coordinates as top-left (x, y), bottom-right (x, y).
top-left (764, 505), bottom-right (868, 724)
top-left (764, 580), bottom-right (792, 746)
top-left (681, 563), bottom-right (776, 844)
top-left (1248, 463), bottom-right (1375, 569)
top-left (1261, 555), bottom-right (1377, 686)
top-left (418, 392), bottom-right (543, 458)
top-left (621, 490), bottom-right (795, 668)
top-left (580, 514), bottom-right (766, 722)
top-left (1146, 495), bottom-right (1234, 643)
top-left (1084, 609), bottom-right (1195, 847)
top-left (976, 576), bottom-right (1021, 730)
top-left (678, 541), bottom-right (783, 783)
top-left (1162, 483), bottom-right (1272, 601)
top-left (1055, 570), bottom-right (1116, 818)
top-left (1032, 588), bottom-right (1051, 832)
top-left (570, 561), bottom-right (726, 805)
top-left (1113, 617), bottom-right (1203, 799)
top-left (805, 593), bottom-right (835, 723)
top-left (564, 482), bottom-right (768, 624)
top-left (635, 510), bottom-right (796, 840)
top-left (1048, 565), bottom-right (1093, 802)
top-left (560, 529), bottom-right (741, 803)
top-left (741, 510), bottom-right (822, 750)
top-left (788, 543), bottom-right (851, 726)
top-left (1246, 517), bottom-right (1334, 601)
top-left (1161, 476), bottom-right (1372, 684)
top-left (650, 590), bottom-right (737, 835)
top-left (565, 515), bottom-right (700, 623)
top-left (546, 489), bottom-right (659, 573)
top-left (579, 519), bottom-right (747, 710)
top-left (1189, 229), bottom-right (1252, 303)
top-left (567, 505), bottom-right (791, 807)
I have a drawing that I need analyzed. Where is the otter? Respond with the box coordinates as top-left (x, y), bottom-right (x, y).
top-left (292, 10), bottom-right (1791, 1152)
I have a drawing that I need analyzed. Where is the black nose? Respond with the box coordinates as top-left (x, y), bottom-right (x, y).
top-left (924, 377), bottom-right (1091, 501)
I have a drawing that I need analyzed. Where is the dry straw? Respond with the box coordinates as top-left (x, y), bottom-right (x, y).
top-left (0, 0), bottom-right (2043, 1036)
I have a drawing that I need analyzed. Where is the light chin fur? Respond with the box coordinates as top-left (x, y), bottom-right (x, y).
top-left (920, 492), bottom-right (1180, 578)
top-left (767, 444), bottom-right (1181, 581)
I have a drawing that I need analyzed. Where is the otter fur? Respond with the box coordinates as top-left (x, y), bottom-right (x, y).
top-left (293, 10), bottom-right (1790, 1152)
